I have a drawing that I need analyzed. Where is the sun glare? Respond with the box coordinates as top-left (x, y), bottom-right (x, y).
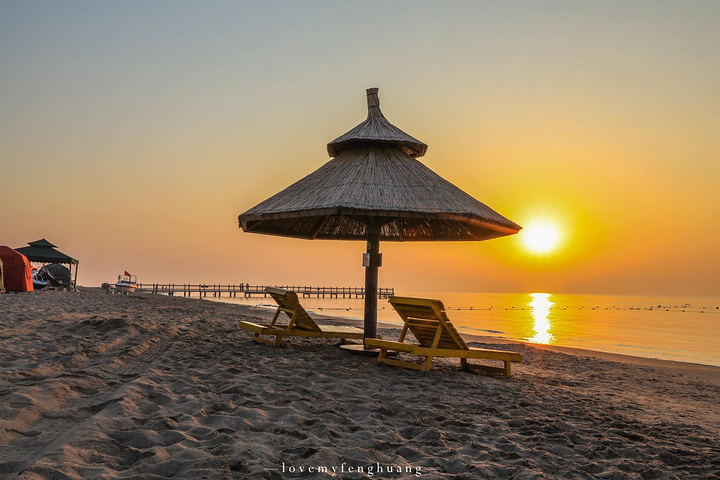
top-left (528, 293), bottom-right (555, 344)
top-left (521, 220), bottom-right (561, 254)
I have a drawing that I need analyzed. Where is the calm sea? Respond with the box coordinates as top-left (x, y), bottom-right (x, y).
top-left (208, 292), bottom-right (720, 367)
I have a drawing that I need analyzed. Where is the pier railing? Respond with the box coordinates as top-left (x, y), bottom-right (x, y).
top-left (136, 283), bottom-right (394, 299)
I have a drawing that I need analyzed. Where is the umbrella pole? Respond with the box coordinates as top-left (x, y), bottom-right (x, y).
top-left (363, 226), bottom-right (381, 340)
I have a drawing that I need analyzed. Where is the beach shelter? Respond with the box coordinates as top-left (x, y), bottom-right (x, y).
top-left (238, 88), bottom-right (520, 339)
top-left (14, 239), bottom-right (79, 289)
top-left (0, 246), bottom-right (33, 292)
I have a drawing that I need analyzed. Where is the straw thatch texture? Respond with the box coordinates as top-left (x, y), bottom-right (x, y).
top-left (327, 88), bottom-right (427, 158)
top-left (239, 144), bottom-right (520, 241)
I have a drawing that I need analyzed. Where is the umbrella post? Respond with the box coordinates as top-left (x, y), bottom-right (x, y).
top-left (363, 225), bottom-right (381, 340)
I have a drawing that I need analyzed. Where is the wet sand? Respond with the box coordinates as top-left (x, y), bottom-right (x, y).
top-left (1, 289), bottom-right (719, 479)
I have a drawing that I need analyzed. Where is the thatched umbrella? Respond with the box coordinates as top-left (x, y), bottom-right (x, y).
top-left (238, 88), bottom-right (520, 339)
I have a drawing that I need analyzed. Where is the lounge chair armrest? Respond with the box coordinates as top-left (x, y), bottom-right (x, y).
top-left (365, 338), bottom-right (416, 353)
top-left (467, 347), bottom-right (522, 363)
top-left (316, 325), bottom-right (364, 335)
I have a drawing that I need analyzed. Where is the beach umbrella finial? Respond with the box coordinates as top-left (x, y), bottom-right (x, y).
top-left (366, 87), bottom-right (380, 115)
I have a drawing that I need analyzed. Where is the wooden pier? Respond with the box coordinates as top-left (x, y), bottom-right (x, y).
top-left (136, 283), bottom-right (394, 299)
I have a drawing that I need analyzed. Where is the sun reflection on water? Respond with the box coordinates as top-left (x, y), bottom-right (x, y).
top-left (529, 293), bottom-right (555, 344)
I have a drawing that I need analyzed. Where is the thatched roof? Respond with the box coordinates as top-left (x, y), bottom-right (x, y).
top-left (327, 88), bottom-right (428, 158)
top-left (238, 88), bottom-right (520, 242)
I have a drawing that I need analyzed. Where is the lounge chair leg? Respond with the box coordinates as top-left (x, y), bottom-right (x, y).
top-left (422, 356), bottom-right (433, 371)
top-left (460, 358), bottom-right (468, 371)
top-left (274, 336), bottom-right (283, 347)
top-left (378, 348), bottom-right (387, 363)
top-left (504, 361), bottom-right (511, 378)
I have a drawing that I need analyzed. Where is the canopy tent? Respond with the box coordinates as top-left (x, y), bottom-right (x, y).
top-left (15, 239), bottom-right (79, 290)
top-left (239, 88), bottom-right (520, 339)
top-left (0, 246), bottom-right (33, 292)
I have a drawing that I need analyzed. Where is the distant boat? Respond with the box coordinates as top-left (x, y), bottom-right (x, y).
top-left (115, 271), bottom-right (137, 293)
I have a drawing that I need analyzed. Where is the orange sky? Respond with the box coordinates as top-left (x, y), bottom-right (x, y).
top-left (2, 2), bottom-right (719, 296)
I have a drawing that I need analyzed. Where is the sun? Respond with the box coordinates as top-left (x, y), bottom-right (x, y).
top-left (521, 220), bottom-right (562, 254)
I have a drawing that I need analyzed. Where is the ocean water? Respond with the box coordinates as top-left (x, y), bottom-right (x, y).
top-left (207, 292), bottom-right (720, 367)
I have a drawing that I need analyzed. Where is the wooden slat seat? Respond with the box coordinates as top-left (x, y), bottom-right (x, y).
top-left (238, 287), bottom-right (364, 346)
top-left (365, 296), bottom-right (522, 377)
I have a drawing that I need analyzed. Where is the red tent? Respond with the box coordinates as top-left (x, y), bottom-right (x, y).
top-left (0, 246), bottom-right (33, 292)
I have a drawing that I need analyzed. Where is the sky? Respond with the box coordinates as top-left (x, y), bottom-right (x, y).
top-left (2, 1), bottom-right (719, 296)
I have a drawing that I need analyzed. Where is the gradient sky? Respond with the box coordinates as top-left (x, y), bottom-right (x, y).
top-left (2, 1), bottom-right (719, 296)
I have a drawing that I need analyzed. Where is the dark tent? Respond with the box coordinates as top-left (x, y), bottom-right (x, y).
top-left (0, 246), bottom-right (33, 292)
top-left (15, 239), bottom-right (79, 289)
top-left (44, 263), bottom-right (72, 287)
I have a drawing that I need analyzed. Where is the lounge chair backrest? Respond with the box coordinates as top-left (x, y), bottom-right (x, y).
top-left (389, 296), bottom-right (469, 351)
top-left (265, 287), bottom-right (322, 332)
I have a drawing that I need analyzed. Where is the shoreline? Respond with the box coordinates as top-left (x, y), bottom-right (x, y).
top-left (129, 291), bottom-right (720, 381)
top-left (2, 289), bottom-right (719, 478)
top-left (201, 292), bottom-right (720, 370)
top-left (311, 307), bottom-right (720, 385)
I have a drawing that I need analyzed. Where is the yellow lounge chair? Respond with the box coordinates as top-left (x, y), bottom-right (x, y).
top-left (365, 296), bottom-right (522, 377)
top-left (238, 287), bottom-right (364, 346)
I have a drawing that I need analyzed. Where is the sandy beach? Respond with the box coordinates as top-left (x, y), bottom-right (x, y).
top-left (1, 290), bottom-right (719, 479)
